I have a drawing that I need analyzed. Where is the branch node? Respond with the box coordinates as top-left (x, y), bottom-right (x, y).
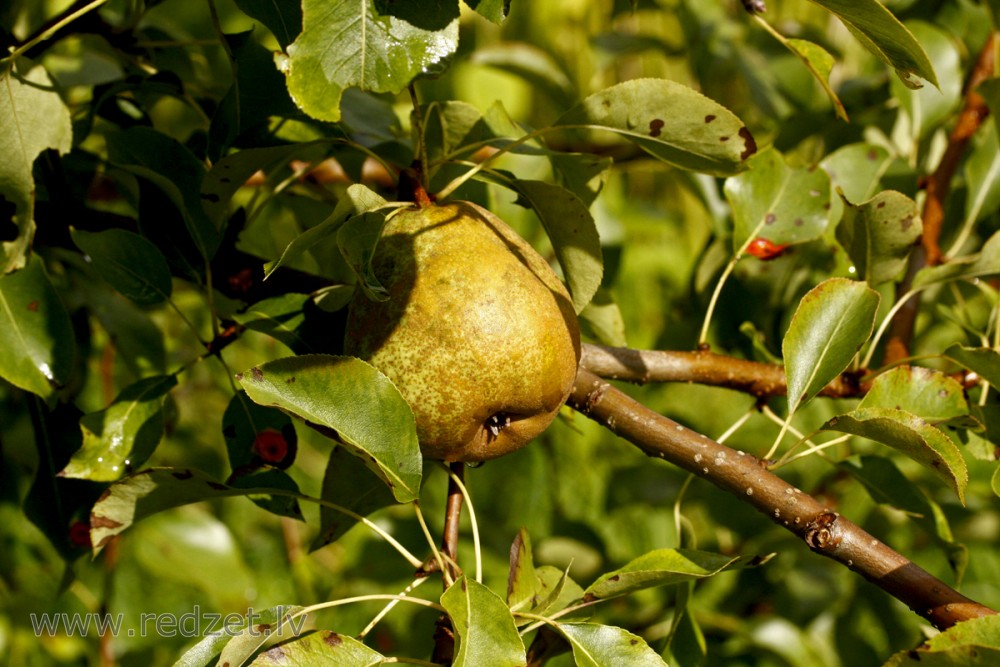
top-left (804, 511), bottom-right (842, 550)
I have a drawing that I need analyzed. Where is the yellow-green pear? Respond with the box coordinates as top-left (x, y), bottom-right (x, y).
top-left (344, 201), bottom-right (581, 462)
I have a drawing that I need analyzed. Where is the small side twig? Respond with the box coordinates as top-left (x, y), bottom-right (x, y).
top-left (430, 462), bottom-right (465, 666)
top-left (568, 368), bottom-right (997, 630)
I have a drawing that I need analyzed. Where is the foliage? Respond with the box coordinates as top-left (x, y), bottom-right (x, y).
top-left (2, 0), bottom-right (1000, 665)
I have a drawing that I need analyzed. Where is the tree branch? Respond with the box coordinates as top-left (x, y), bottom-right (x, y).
top-left (581, 343), bottom-right (864, 399)
top-left (568, 368), bottom-right (996, 630)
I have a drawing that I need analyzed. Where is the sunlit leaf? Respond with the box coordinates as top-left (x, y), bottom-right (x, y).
top-left (442, 576), bottom-right (526, 667)
top-left (961, 123), bottom-right (1000, 239)
top-left (884, 615), bottom-right (1000, 665)
top-left (579, 289), bottom-right (627, 347)
top-left (0, 58), bottom-right (73, 273)
top-left (835, 190), bottom-right (922, 286)
top-left (174, 605), bottom-right (304, 667)
top-left (248, 630), bottom-right (385, 665)
top-left (71, 228), bottom-right (173, 306)
top-left (913, 230), bottom-right (1000, 289)
top-left (217, 605), bottom-right (309, 667)
top-left (62, 375), bottom-right (177, 482)
top-left (821, 143), bottom-right (893, 206)
top-left (237, 355), bottom-right (422, 502)
top-left (725, 148), bottom-right (831, 251)
top-left (822, 407), bottom-right (968, 504)
top-left (232, 293), bottom-right (312, 353)
top-left (89, 468), bottom-right (300, 551)
top-left (463, 0), bottom-right (512, 25)
top-left (555, 78), bottom-right (756, 175)
top-left (311, 445), bottom-right (397, 550)
top-left (944, 345), bottom-right (1000, 390)
top-left (470, 42), bottom-right (574, 105)
top-left (783, 278), bottom-right (880, 415)
top-left (0, 255), bottom-right (76, 398)
top-left (508, 528), bottom-right (540, 611)
top-left (808, 0), bottom-right (938, 88)
top-left (859, 366), bottom-right (968, 423)
top-left (283, 1), bottom-right (459, 122)
top-left (555, 622), bottom-right (667, 666)
top-left (785, 38), bottom-right (847, 120)
top-left (584, 548), bottom-right (765, 600)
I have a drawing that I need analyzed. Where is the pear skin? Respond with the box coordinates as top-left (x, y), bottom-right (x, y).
top-left (344, 201), bottom-right (581, 462)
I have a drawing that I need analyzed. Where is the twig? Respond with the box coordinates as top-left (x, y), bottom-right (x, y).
top-left (884, 31), bottom-right (998, 363)
top-left (429, 463), bottom-right (465, 666)
top-left (568, 368), bottom-right (997, 630)
top-left (580, 343), bottom-right (864, 399)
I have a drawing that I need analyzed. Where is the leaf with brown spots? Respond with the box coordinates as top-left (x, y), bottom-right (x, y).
top-left (554, 78), bottom-right (754, 176)
top-left (553, 622), bottom-right (668, 666)
top-left (836, 189), bottom-right (922, 286)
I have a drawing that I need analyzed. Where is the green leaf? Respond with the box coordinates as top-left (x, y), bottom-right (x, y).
top-left (337, 210), bottom-right (390, 301)
top-left (230, 469), bottom-right (303, 520)
top-left (724, 147), bottom-right (832, 251)
top-left (822, 407), bottom-right (968, 504)
top-left (554, 622), bottom-right (667, 667)
top-left (993, 465), bottom-right (1000, 500)
top-left (507, 528), bottom-right (540, 611)
top-left (232, 293), bottom-right (312, 354)
top-left (174, 605), bottom-right (305, 667)
top-left (0, 254), bottom-right (76, 398)
top-left (107, 127), bottom-right (220, 261)
top-left (859, 366), bottom-right (968, 424)
top-left (554, 78), bottom-right (756, 176)
top-left (782, 278), bottom-right (880, 415)
top-left (785, 38), bottom-right (847, 120)
top-left (89, 468), bottom-right (301, 550)
top-left (237, 355), bottom-right (422, 503)
top-left (217, 605), bottom-right (309, 667)
top-left (283, 1), bottom-right (459, 122)
top-left (962, 123), bottom-right (1000, 236)
top-left (531, 565), bottom-right (585, 619)
top-left (506, 179), bottom-right (603, 313)
top-left (584, 548), bottom-right (764, 600)
top-left (889, 22), bottom-right (961, 139)
top-left (549, 152), bottom-right (612, 208)
top-left (61, 376), bottom-right (177, 482)
top-left (71, 228), bottom-right (173, 306)
top-left (980, 78), bottom-right (1000, 138)
top-left (463, 0), bottom-right (512, 25)
top-left (222, 392), bottom-right (299, 472)
top-left (884, 615), bottom-right (1000, 666)
top-left (913, 230), bottom-right (1000, 290)
top-left (579, 289), bottom-right (627, 348)
top-left (248, 630), bottom-right (385, 665)
top-left (808, 0), bottom-right (938, 88)
top-left (820, 143), bottom-right (893, 205)
top-left (0, 58), bottom-right (73, 273)
top-left (311, 445), bottom-right (397, 550)
top-left (441, 576), bottom-right (526, 667)
top-left (233, 0), bottom-right (303, 48)
top-left (944, 344), bottom-right (1000, 390)
top-left (266, 184), bottom-right (387, 279)
top-left (835, 190), bottom-right (922, 286)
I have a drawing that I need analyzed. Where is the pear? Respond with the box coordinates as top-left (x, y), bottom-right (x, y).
top-left (344, 201), bottom-right (581, 462)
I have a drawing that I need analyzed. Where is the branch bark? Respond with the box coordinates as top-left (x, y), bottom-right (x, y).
top-left (568, 368), bottom-right (996, 630)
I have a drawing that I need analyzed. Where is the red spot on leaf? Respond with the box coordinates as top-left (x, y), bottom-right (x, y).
top-left (27, 301), bottom-right (39, 312)
top-left (68, 520), bottom-right (92, 548)
top-left (254, 429), bottom-right (290, 464)
top-left (747, 237), bottom-right (790, 260)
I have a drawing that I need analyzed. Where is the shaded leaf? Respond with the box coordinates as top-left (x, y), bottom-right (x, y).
top-left (554, 78), bottom-right (755, 176)
top-left (961, 123), bottom-right (1000, 237)
top-left (223, 393), bottom-right (298, 471)
top-left (237, 355), bottom-right (422, 503)
top-left (889, 22), bottom-right (961, 139)
top-left (337, 211), bottom-right (390, 301)
top-left (311, 446), bottom-right (397, 549)
top-left (232, 293), bottom-right (312, 354)
top-left (62, 375), bottom-right (177, 482)
top-left (725, 148), bottom-right (831, 251)
top-left (836, 190), bottom-right (921, 286)
top-left (0, 58), bottom-right (73, 273)
top-left (980, 78), bottom-right (1000, 138)
top-left (783, 278), bottom-right (880, 415)
top-left (249, 630), bottom-right (385, 666)
top-left (89, 468), bottom-right (300, 550)
top-left (821, 143), bottom-right (893, 205)
top-left (584, 548), bottom-right (765, 600)
top-left (785, 38), bottom-right (847, 120)
top-left (233, 0), bottom-right (303, 48)
top-left (579, 288), bottom-right (627, 347)
top-left (470, 42), bottom-right (574, 105)
top-left (441, 576), bottom-right (526, 667)
top-left (266, 184), bottom-right (387, 279)
top-left (822, 407), bottom-right (968, 504)
top-left (809, 0), bottom-right (938, 88)
top-left (913, 230), bottom-right (1000, 289)
top-left (71, 228), bottom-right (173, 306)
top-left (555, 622), bottom-right (667, 667)
top-left (463, 0), bottom-right (512, 25)
top-left (506, 179), bottom-right (603, 313)
top-left (944, 344), bottom-right (1000, 390)
top-left (859, 365), bottom-right (968, 424)
top-left (0, 254), bottom-right (76, 398)
top-left (230, 469), bottom-right (303, 520)
top-left (282, 1), bottom-right (459, 122)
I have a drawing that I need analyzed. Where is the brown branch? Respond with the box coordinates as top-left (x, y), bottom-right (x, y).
top-left (568, 368), bottom-right (997, 630)
top-left (581, 343), bottom-right (864, 399)
top-left (431, 462), bottom-right (465, 666)
top-left (885, 32), bottom-right (998, 363)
